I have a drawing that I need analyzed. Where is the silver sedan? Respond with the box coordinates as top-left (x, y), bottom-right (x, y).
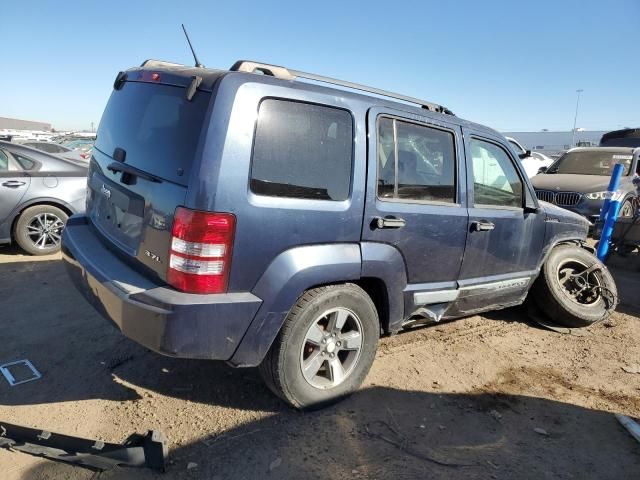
top-left (0, 141), bottom-right (87, 255)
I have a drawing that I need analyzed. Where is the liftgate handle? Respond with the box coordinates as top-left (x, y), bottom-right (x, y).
top-left (374, 216), bottom-right (406, 229)
top-left (471, 220), bottom-right (495, 232)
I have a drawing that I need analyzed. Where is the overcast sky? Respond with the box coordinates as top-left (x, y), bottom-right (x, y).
top-left (1, 0), bottom-right (638, 132)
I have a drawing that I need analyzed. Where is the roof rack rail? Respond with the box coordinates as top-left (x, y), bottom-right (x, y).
top-left (140, 59), bottom-right (187, 68)
top-left (230, 60), bottom-right (454, 115)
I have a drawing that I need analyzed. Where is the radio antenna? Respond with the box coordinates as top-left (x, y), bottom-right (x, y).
top-left (181, 24), bottom-right (204, 68)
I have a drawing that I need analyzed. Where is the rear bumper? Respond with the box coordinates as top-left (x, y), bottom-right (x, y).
top-left (61, 215), bottom-right (262, 360)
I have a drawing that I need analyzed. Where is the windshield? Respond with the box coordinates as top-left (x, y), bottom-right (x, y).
top-left (550, 150), bottom-right (633, 175)
top-left (95, 81), bottom-right (211, 185)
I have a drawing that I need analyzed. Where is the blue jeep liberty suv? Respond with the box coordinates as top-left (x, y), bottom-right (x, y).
top-left (62, 59), bottom-right (617, 408)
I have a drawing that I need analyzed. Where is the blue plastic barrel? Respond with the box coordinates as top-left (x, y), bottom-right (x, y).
top-left (596, 163), bottom-right (625, 260)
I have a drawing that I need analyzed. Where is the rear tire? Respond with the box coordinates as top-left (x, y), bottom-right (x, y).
top-left (259, 284), bottom-right (379, 410)
top-left (14, 205), bottom-right (68, 256)
top-left (532, 245), bottom-right (617, 327)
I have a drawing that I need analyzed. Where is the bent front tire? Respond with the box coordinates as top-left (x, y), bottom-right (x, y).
top-left (259, 284), bottom-right (379, 410)
top-left (533, 245), bottom-right (618, 327)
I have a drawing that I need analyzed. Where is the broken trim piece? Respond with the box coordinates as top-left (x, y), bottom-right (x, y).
top-left (615, 414), bottom-right (640, 444)
top-left (413, 289), bottom-right (459, 305)
top-left (0, 422), bottom-right (167, 472)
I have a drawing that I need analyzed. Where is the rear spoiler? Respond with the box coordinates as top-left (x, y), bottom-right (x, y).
top-left (113, 66), bottom-right (206, 101)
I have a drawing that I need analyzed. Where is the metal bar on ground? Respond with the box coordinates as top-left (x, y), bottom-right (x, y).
top-left (615, 414), bottom-right (640, 444)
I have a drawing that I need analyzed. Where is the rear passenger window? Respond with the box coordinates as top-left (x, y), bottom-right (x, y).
top-left (251, 99), bottom-right (353, 201)
top-left (14, 153), bottom-right (36, 170)
top-left (377, 117), bottom-right (456, 203)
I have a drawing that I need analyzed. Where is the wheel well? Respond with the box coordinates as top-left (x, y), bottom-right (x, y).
top-left (540, 240), bottom-right (593, 269)
top-left (302, 278), bottom-right (390, 336)
top-left (10, 201), bottom-right (73, 236)
top-left (354, 277), bottom-right (390, 335)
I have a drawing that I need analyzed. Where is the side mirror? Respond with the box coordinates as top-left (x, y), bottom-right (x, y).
top-left (538, 166), bottom-right (548, 174)
top-left (518, 150), bottom-right (532, 160)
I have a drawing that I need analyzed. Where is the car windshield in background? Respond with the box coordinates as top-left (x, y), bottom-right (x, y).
top-left (551, 151), bottom-right (633, 175)
top-left (25, 142), bottom-right (71, 154)
top-left (62, 140), bottom-right (94, 151)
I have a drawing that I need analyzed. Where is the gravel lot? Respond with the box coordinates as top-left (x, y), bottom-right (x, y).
top-left (1, 244), bottom-right (639, 479)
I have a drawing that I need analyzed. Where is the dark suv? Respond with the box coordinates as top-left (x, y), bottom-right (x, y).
top-left (62, 60), bottom-right (617, 408)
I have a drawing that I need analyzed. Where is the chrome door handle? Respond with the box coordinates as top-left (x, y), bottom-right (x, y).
top-left (2, 181), bottom-right (26, 188)
top-left (471, 220), bottom-right (495, 232)
top-left (374, 216), bottom-right (406, 229)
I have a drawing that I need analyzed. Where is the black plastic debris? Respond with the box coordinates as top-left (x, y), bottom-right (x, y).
top-left (0, 422), bottom-right (167, 472)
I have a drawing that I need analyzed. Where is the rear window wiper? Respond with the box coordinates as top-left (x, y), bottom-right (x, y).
top-left (107, 161), bottom-right (163, 183)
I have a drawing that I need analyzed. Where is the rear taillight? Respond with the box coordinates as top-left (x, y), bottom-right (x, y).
top-left (167, 207), bottom-right (236, 294)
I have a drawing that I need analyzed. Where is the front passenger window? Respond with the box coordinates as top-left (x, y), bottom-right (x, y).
top-left (470, 139), bottom-right (523, 208)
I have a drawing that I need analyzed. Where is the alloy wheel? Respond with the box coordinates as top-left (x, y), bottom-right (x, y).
top-left (300, 307), bottom-right (363, 389)
top-left (25, 213), bottom-right (65, 250)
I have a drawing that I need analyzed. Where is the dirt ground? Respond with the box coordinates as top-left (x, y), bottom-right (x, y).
top-left (1, 244), bottom-right (639, 480)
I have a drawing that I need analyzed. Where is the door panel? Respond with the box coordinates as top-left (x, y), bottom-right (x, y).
top-left (0, 150), bottom-right (31, 226)
top-left (460, 206), bottom-right (543, 279)
top-left (362, 108), bottom-right (468, 286)
top-left (458, 131), bottom-right (545, 311)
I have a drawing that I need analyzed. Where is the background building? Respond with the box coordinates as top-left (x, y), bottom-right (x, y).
top-left (503, 130), bottom-right (607, 156)
top-left (0, 116), bottom-right (52, 131)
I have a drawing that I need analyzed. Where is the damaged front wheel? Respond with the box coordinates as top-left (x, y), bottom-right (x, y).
top-left (532, 245), bottom-right (618, 327)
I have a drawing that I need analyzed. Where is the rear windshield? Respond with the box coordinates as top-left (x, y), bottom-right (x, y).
top-left (550, 150), bottom-right (633, 176)
top-left (95, 82), bottom-right (211, 185)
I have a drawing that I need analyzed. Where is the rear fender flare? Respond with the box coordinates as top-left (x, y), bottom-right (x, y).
top-left (229, 244), bottom-right (362, 367)
top-left (360, 242), bottom-right (407, 333)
